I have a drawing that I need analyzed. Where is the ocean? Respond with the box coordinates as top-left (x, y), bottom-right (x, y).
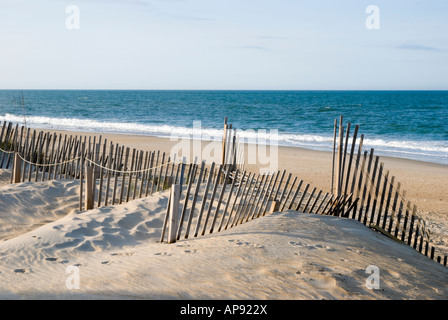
top-left (0, 90), bottom-right (447, 165)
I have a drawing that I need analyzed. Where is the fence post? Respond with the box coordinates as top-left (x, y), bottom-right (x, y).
top-left (79, 143), bottom-right (85, 211)
top-left (168, 184), bottom-right (181, 244)
top-left (13, 152), bottom-right (22, 183)
top-left (222, 117), bottom-right (228, 165)
top-left (336, 116), bottom-right (344, 196)
top-left (85, 164), bottom-right (94, 210)
top-left (331, 118), bottom-right (337, 194)
top-left (269, 200), bottom-right (280, 214)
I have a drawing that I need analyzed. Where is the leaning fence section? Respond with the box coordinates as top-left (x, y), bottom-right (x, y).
top-left (330, 116), bottom-right (447, 267)
top-left (162, 116), bottom-right (448, 268)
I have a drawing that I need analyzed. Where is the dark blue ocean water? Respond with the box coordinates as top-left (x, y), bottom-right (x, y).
top-left (0, 90), bottom-right (447, 165)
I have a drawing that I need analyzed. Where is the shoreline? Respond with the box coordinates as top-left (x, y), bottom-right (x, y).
top-left (2, 115), bottom-right (447, 166)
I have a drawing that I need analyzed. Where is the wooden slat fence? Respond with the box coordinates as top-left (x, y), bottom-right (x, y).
top-left (160, 164), bottom-right (335, 243)
top-left (0, 119), bottom-right (245, 213)
top-left (0, 121), bottom-right (182, 211)
top-left (331, 116), bottom-right (447, 267)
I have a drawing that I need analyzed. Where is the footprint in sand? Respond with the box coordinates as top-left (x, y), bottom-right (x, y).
top-left (176, 244), bottom-right (191, 248)
top-left (289, 241), bottom-right (306, 247)
top-left (13, 268), bottom-right (31, 274)
top-left (101, 261), bottom-right (113, 265)
top-left (73, 263), bottom-right (86, 267)
top-left (154, 252), bottom-right (172, 256)
top-left (44, 257), bottom-right (69, 264)
top-left (290, 241), bottom-right (334, 251)
top-left (345, 247), bottom-right (363, 255)
top-left (183, 249), bottom-right (199, 254)
top-left (228, 239), bottom-right (264, 248)
top-left (110, 252), bottom-right (135, 257)
top-left (45, 257), bottom-right (58, 262)
top-left (315, 244), bottom-right (336, 251)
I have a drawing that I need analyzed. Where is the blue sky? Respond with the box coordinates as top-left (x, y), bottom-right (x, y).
top-left (0, 0), bottom-right (447, 90)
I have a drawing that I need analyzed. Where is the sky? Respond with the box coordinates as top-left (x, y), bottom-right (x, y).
top-left (0, 0), bottom-right (447, 90)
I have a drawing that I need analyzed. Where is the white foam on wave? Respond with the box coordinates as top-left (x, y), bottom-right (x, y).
top-left (1, 113), bottom-right (447, 165)
top-left (362, 138), bottom-right (448, 154)
top-left (0, 113), bottom-right (222, 138)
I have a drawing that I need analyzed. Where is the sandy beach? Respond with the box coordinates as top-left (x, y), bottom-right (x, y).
top-left (2, 0), bottom-right (447, 304)
top-left (0, 129), bottom-right (447, 300)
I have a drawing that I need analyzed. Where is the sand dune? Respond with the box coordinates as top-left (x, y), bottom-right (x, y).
top-left (0, 171), bottom-right (79, 241)
top-left (0, 177), bottom-right (446, 300)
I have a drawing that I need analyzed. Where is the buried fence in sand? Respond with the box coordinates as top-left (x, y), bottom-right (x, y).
top-left (0, 118), bottom-right (447, 268)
